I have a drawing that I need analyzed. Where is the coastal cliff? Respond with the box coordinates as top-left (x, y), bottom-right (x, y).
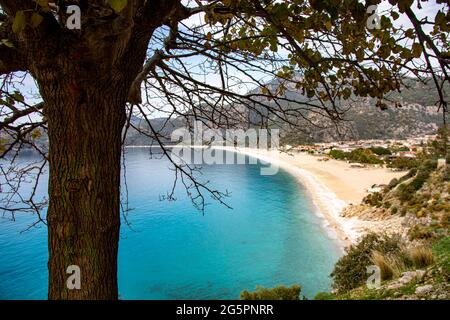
top-left (324, 162), bottom-right (449, 300)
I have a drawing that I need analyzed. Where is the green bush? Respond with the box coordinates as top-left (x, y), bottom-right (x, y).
top-left (430, 125), bottom-right (449, 158)
top-left (240, 285), bottom-right (301, 300)
top-left (400, 168), bottom-right (418, 182)
top-left (432, 236), bottom-right (450, 274)
top-left (388, 157), bottom-right (419, 170)
top-left (370, 147), bottom-right (392, 156)
top-left (313, 292), bottom-right (335, 300)
top-left (348, 148), bottom-right (384, 164)
top-left (409, 171), bottom-right (430, 190)
top-left (329, 149), bottom-right (347, 160)
top-left (330, 148), bottom-right (385, 165)
top-left (398, 161), bottom-right (436, 202)
top-left (408, 225), bottom-right (434, 241)
top-left (364, 192), bottom-right (383, 207)
top-left (388, 178), bottom-right (399, 190)
top-left (331, 234), bottom-right (403, 293)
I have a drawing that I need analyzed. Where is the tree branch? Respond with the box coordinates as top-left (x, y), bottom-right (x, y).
top-left (0, 102), bottom-right (44, 131)
top-left (0, 22), bottom-right (28, 74)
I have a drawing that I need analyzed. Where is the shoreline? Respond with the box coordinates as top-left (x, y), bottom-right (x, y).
top-left (125, 145), bottom-right (405, 249)
top-left (212, 146), bottom-right (406, 249)
top-left (216, 147), bottom-right (353, 249)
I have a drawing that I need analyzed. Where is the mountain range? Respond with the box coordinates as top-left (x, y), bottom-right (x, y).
top-left (125, 78), bottom-right (448, 145)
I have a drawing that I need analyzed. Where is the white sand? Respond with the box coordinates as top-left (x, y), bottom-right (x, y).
top-left (214, 147), bottom-right (406, 249)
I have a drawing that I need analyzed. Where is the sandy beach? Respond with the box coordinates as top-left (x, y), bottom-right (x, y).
top-left (215, 147), bottom-right (406, 248)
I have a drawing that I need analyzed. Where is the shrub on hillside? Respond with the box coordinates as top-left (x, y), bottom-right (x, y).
top-left (240, 285), bottom-right (301, 300)
top-left (388, 157), bottom-right (419, 170)
top-left (363, 192), bottom-right (383, 207)
top-left (313, 292), bottom-right (335, 300)
top-left (399, 168), bottom-right (418, 182)
top-left (432, 236), bottom-right (450, 274)
top-left (331, 233), bottom-right (403, 293)
top-left (370, 147), bottom-right (392, 156)
top-left (387, 178), bottom-right (399, 190)
top-left (407, 246), bottom-right (434, 268)
top-left (329, 149), bottom-right (347, 160)
top-left (408, 225), bottom-right (434, 241)
top-left (348, 148), bottom-right (384, 164)
top-left (398, 160), bottom-right (437, 202)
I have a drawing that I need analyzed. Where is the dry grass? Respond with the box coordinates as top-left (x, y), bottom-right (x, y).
top-left (407, 246), bottom-right (434, 268)
top-left (387, 255), bottom-right (410, 278)
top-left (371, 246), bottom-right (435, 283)
top-left (371, 251), bottom-right (394, 280)
top-left (371, 248), bottom-right (414, 279)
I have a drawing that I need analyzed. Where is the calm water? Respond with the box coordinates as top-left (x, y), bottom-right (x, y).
top-left (0, 148), bottom-right (340, 299)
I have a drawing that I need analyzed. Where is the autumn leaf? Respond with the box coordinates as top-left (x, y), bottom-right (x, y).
top-left (391, 11), bottom-right (400, 20)
top-left (34, 0), bottom-right (50, 7)
top-left (411, 43), bottom-right (423, 58)
top-left (12, 91), bottom-right (25, 102)
top-left (1, 39), bottom-right (14, 48)
top-left (107, 0), bottom-right (128, 13)
top-left (31, 12), bottom-right (44, 28)
top-left (12, 11), bottom-right (26, 34)
top-left (31, 129), bottom-right (42, 140)
top-left (0, 139), bottom-right (7, 153)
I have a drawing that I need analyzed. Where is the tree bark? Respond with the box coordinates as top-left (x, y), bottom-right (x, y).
top-left (17, 0), bottom-right (178, 300)
top-left (41, 75), bottom-right (127, 299)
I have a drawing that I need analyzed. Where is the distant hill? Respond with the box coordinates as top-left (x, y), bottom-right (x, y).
top-left (282, 99), bottom-right (443, 144)
top-left (125, 78), bottom-right (448, 145)
top-left (124, 116), bottom-right (186, 146)
top-left (5, 78), bottom-right (445, 149)
top-left (274, 78), bottom-right (448, 144)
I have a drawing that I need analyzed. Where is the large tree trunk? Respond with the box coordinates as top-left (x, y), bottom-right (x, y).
top-left (42, 76), bottom-right (127, 299)
top-left (23, 0), bottom-right (174, 300)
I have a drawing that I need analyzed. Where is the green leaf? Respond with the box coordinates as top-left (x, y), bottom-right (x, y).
top-left (0, 138), bottom-right (7, 153)
top-left (391, 11), bottom-right (400, 20)
top-left (107, 0), bottom-right (128, 13)
top-left (31, 129), bottom-right (42, 140)
top-left (12, 11), bottom-right (26, 34)
top-left (405, 28), bottom-right (415, 39)
top-left (269, 37), bottom-right (278, 52)
top-left (435, 11), bottom-right (446, 27)
top-left (31, 12), bottom-right (44, 28)
top-left (1, 39), bottom-right (14, 48)
top-left (12, 91), bottom-right (25, 102)
top-left (34, 0), bottom-right (50, 7)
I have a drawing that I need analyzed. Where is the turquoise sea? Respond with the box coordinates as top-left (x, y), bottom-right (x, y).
top-left (0, 148), bottom-right (340, 299)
